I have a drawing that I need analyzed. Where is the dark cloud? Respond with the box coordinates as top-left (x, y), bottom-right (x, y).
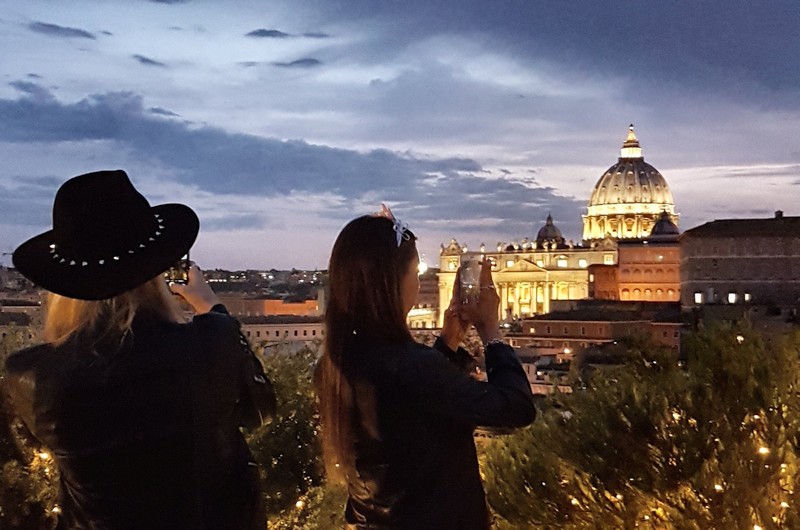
top-left (9, 81), bottom-right (55, 102)
top-left (28, 22), bottom-right (95, 40)
top-left (132, 55), bottom-right (167, 67)
top-left (149, 107), bottom-right (180, 117)
top-left (246, 29), bottom-right (290, 38)
top-left (0, 85), bottom-right (583, 234)
top-left (273, 58), bottom-right (321, 68)
top-left (302, 32), bottom-right (330, 39)
top-left (314, 1), bottom-right (800, 104)
top-left (26, 73), bottom-right (42, 79)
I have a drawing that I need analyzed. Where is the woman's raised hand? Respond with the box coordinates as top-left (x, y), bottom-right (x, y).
top-left (169, 264), bottom-right (221, 314)
top-left (441, 267), bottom-right (470, 351)
top-left (460, 260), bottom-right (501, 343)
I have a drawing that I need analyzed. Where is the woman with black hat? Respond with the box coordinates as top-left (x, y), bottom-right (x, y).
top-left (3, 170), bottom-right (276, 529)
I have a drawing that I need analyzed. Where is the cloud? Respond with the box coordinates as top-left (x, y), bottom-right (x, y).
top-left (9, 81), bottom-right (55, 102)
top-left (246, 29), bottom-right (290, 38)
top-left (0, 84), bottom-right (584, 242)
top-left (132, 55), bottom-right (167, 67)
top-left (149, 107), bottom-right (180, 117)
top-left (28, 21), bottom-right (95, 40)
top-left (303, 32), bottom-right (330, 39)
top-left (273, 58), bottom-right (322, 68)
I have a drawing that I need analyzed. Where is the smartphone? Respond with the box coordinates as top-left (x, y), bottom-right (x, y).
top-left (164, 252), bottom-right (190, 284)
top-left (459, 258), bottom-right (481, 303)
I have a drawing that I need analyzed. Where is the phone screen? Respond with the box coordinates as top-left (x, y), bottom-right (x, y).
top-left (164, 253), bottom-right (190, 284)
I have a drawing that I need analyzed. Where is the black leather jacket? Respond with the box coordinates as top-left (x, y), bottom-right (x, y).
top-left (3, 305), bottom-right (275, 530)
top-left (342, 336), bottom-right (536, 530)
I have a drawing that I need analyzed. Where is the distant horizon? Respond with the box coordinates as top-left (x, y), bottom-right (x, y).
top-left (2, 1), bottom-right (799, 269)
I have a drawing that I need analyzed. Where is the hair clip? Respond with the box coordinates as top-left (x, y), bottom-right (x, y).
top-left (375, 203), bottom-right (411, 247)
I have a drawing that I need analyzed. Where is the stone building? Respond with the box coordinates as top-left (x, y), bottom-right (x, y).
top-left (680, 211), bottom-right (800, 309)
top-left (437, 126), bottom-right (679, 325)
top-left (583, 125), bottom-right (678, 241)
top-left (589, 211), bottom-right (681, 302)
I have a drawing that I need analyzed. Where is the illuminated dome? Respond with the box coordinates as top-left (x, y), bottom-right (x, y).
top-left (536, 214), bottom-right (565, 247)
top-left (582, 125), bottom-right (678, 241)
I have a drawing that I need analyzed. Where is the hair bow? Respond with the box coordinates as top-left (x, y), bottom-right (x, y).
top-left (376, 203), bottom-right (411, 247)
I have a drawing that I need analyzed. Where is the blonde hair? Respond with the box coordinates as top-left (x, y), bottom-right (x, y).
top-left (44, 277), bottom-right (185, 346)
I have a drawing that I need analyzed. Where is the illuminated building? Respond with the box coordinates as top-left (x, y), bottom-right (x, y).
top-left (589, 211), bottom-right (681, 302)
top-left (582, 125), bottom-right (678, 241)
top-left (437, 126), bottom-right (679, 325)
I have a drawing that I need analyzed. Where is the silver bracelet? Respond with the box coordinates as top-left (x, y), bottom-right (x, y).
top-left (483, 339), bottom-right (505, 348)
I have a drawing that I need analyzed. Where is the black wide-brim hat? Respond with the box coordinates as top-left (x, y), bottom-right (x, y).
top-left (13, 170), bottom-right (199, 300)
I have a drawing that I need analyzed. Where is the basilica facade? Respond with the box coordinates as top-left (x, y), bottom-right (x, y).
top-left (437, 126), bottom-right (679, 326)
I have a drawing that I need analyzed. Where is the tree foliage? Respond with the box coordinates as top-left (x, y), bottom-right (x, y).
top-left (247, 342), bottom-right (327, 522)
top-left (482, 323), bottom-right (800, 529)
top-left (0, 327), bottom-right (58, 530)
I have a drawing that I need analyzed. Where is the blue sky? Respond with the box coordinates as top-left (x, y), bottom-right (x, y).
top-left (1, 1), bottom-right (798, 269)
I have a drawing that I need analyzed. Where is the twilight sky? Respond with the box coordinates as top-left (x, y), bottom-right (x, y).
top-left (1, 1), bottom-right (798, 270)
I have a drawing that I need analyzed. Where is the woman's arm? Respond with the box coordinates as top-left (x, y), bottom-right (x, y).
top-left (398, 342), bottom-right (535, 428)
top-left (208, 304), bottom-right (277, 428)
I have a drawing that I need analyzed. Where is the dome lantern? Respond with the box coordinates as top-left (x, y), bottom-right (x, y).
top-left (620, 124), bottom-right (643, 159)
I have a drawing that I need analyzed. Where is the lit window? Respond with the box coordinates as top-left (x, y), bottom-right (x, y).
top-left (589, 273), bottom-right (595, 282)
top-left (557, 258), bottom-right (568, 268)
top-left (448, 261), bottom-right (457, 270)
top-left (694, 292), bottom-right (703, 304)
top-left (529, 327), bottom-right (535, 334)
top-left (536, 260), bottom-right (544, 267)
top-left (578, 259), bottom-right (587, 268)
top-left (744, 292), bottom-right (752, 302)
top-left (506, 260), bottom-right (514, 268)
top-left (604, 254), bottom-right (614, 265)
top-left (727, 292), bottom-right (737, 304)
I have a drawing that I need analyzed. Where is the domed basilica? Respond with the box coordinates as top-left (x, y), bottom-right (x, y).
top-left (431, 126), bottom-right (681, 327)
top-left (583, 126), bottom-right (678, 241)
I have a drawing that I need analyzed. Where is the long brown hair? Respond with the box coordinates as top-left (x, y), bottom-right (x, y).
top-left (317, 215), bottom-right (418, 483)
top-left (44, 276), bottom-right (184, 347)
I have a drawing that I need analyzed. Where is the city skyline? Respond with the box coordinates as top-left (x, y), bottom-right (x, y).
top-left (1, 1), bottom-right (799, 269)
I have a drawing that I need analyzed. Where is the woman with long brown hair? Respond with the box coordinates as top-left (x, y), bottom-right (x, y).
top-left (3, 170), bottom-right (275, 529)
top-left (317, 208), bottom-right (535, 529)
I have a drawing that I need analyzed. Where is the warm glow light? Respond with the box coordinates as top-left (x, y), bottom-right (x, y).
top-left (714, 484), bottom-right (723, 492)
top-left (38, 452), bottom-right (51, 460)
top-left (417, 261), bottom-right (428, 275)
top-left (754, 525), bottom-right (762, 530)
top-left (295, 500), bottom-right (305, 509)
top-left (758, 446), bottom-right (770, 455)
top-left (570, 498), bottom-right (579, 506)
top-left (736, 335), bottom-right (745, 344)
top-left (781, 502), bottom-right (790, 508)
